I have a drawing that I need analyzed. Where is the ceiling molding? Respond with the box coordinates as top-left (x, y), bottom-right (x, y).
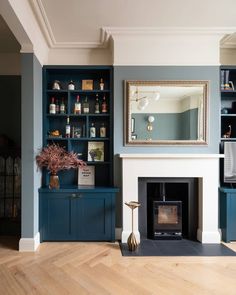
top-left (27, 0), bottom-right (236, 50)
top-left (29, 0), bottom-right (109, 49)
top-left (102, 26), bottom-right (236, 37)
top-left (220, 33), bottom-right (236, 49)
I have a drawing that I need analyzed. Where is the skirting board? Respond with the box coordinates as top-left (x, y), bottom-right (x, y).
top-left (18, 229), bottom-right (122, 252)
top-left (115, 227), bottom-right (122, 240)
top-left (19, 232), bottom-right (40, 252)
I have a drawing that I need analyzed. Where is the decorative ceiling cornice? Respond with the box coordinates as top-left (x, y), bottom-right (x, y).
top-left (103, 26), bottom-right (236, 37)
top-left (29, 0), bottom-right (236, 50)
top-left (29, 0), bottom-right (109, 49)
top-left (220, 33), bottom-right (236, 49)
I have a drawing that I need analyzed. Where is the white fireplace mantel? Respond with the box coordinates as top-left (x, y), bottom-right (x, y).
top-left (120, 153), bottom-right (224, 244)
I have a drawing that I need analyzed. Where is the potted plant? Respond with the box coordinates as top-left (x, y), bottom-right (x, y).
top-left (36, 143), bottom-right (86, 189)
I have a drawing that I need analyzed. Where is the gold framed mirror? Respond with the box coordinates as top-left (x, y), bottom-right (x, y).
top-left (124, 80), bottom-right (209, 145)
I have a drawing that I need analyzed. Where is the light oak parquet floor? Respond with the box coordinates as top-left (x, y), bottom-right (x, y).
top-left (0, 237), bottom-right (236, 295)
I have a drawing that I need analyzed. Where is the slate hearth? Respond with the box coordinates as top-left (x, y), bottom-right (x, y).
top-left (120, 239), bottom-right (236, 256)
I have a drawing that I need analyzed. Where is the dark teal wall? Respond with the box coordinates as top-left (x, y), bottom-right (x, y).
top-left (0, 76), bottom-right (21, 146)
top-left (113, 66), bottom-right (220, 227)
top-left (21, 53), bottom-right (42, 238)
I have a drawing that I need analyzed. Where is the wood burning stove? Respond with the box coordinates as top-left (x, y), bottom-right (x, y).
top-left (153, 200), bottom-right (182, 239)
top-left (150, 182), bottom-right (182, 239)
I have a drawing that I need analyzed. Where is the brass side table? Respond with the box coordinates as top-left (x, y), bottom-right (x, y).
top-left (125, 201), bottom-right (141, 251)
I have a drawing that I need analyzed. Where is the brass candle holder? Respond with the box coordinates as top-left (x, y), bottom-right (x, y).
top-left (125, 201), bottom-right (141, 251)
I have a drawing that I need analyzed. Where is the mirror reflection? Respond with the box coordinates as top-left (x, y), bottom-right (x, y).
top-left (125, 81), bottom-right (208, 145)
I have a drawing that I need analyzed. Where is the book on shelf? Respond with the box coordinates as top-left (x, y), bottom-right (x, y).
top-left (78, 165), bottom-right (95, 186)
top-left (88, 141), bottom-right (104, 162)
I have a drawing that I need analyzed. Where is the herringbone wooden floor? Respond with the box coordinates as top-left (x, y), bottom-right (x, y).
top-left (0, 237), bottom-right (236, 295)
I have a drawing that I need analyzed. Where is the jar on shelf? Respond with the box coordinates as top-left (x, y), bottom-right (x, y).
top-left (52, 80), bottom-right (61, 90)
top-left (68, 80), bottom-right (75, 90)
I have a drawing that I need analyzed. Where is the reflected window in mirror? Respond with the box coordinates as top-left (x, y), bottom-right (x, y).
top-left (124, 80), bottom-right (208, 145)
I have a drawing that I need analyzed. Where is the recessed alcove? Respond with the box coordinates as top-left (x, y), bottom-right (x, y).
top-left (138, 178), bottom-right (198, 240)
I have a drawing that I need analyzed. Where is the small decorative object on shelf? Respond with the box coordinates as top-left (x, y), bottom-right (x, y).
top-left (68, 80), bottom-right (75, 90)
top-left (82, 79), bottom-right (93, 90)
top-left (95, 94), bottom-right (100, 113)
top-left (100, 123), bottom-right (106, 137)
top-left (223, 124), bottom-right (232, 138)
top-left (99, 78), bottom-right (104, 90)
top-left (72, 126), bottom-right (82, 138)
top-left (83, 96), bottom-right (89, 113)
top-left (88, 141), bottom-right (104, 162)
top-left (49, 97), bottom-right (56, 114)
top-left (221, 70), bottom-right (235, 90)
top-left (60, 98), bottom-right (66, 114)
top-left (90, 123), bottom-right (96, 138)
top-left (48, 130), bottom-right (62, 138)
top-left (125, 201), bottom-right (141, 251)
top-left (52, 80), bottom-right (61, 90)
top-left (65, 116), bottom-right (71, 138)
top-left (36, 144), bottom-right (86, 189)
top-left (101, 95), bottom-right (107, 113)
top-left (74, 95), bottom-right (81, 114)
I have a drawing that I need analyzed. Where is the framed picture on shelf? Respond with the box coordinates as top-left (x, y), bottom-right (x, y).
top-left (82, 79), bottom-right (93, 90)
top-left (88, 141), bottom-right (104, 162)
top-left (78, 165), bottom-right (95, 186)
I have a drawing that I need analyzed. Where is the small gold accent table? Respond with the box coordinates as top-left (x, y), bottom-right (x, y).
top-left (125, 201), bottom-right (141, 251)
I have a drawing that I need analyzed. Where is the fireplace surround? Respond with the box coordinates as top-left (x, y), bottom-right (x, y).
top-left (120, 154), bottom-right (223, 244)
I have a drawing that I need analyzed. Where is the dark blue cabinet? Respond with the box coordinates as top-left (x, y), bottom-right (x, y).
top-left (219, 187), bottom-right (236, 242)
top-left (39, 187), bottom-right (118, 241)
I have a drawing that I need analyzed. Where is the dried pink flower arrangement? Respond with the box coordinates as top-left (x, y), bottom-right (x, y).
top-left (36, 143), bottom-right (86, 174)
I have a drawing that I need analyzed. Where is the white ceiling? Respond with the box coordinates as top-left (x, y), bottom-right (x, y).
top-left (1, 0), bottom-right (236, 55)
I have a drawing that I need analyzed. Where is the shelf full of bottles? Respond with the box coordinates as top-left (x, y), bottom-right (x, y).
top-left (42, 66), bottom-right (114, 187)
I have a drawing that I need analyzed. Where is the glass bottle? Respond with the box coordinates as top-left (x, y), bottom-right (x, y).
top-left (55, 99), bottom-right (59, 114)
top-left (100, 123), bottom-right (106, 138)
top-left (90, 123), bottom-right (96, 138)
top-left (68, 80), bottom-right (75, 90)
top-left (49, 97), bottom-right (56, 114)
top-left (95, 94), bottom-right (100, 113)
top-left (101, 95), bottom-right (107, 113)
top-left (74, 95), bottom-right (81, 114)
top-left (99, 78), bottom-right (104, 90)
top-left (60, 98), bottom-right (65, 114)
top-left (83, 96), bottom-right (89, 114)
top-left (65, 116), bottom-right (71, 138)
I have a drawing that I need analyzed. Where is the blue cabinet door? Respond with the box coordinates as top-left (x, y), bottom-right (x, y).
top-left (228, 193), bottom-right (236, 241)
top-left (40, 192), bottom-right (75, 241)
top-left (75, 193), bottom-right (115, 241)
top-left (220, 188), bottom-right (236, 242)
top-left (39, 190), bottom-right (116, 241)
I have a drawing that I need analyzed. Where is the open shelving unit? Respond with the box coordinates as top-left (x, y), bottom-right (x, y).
top-left (43, 66), bottom-right (114, 187)
top-left (39, 66), bottom-right (118, 242)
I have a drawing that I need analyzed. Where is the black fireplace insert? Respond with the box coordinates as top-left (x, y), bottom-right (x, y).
top-left (153, 200), bottom-right (182, 239)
